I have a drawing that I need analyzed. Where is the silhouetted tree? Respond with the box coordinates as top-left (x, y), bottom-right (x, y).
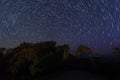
top-left (113, 47), bottom-right (120, 56)
top-left (113, 46), bottom-right (120, 62)
top-left (1, 41), bottom-right (112, 80)
top-left (0, 48), bottom-right (5, 60)
top-left (56, 44), bottom-right (70, 61)
top-left (75, 45), bottom-right (92, 57)
top-left (29, 41), bottom-right (57, 77)
top-left (0, 48), bottom-right (6, 79)
top-left (75, 45), bottom-right (93, 67)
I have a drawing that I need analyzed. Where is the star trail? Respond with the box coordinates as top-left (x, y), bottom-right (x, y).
top-left (0, 0), bottom-right (120, 54)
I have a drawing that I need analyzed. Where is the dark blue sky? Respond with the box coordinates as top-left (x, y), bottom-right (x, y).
top-left (0, 0), bottom-right (120, 54)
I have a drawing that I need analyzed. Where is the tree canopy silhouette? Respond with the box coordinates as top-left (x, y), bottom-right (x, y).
top-left (0, 41), bottom-right (119, 80)
top-left (75, 45), bottom-right (92, 57)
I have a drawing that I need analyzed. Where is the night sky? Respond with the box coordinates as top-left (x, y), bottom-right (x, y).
top-left (0, 0), bottom-right (120, 54)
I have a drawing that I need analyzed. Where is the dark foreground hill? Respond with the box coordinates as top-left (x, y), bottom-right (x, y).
top-left (0, 41), bottom-right (120, 80)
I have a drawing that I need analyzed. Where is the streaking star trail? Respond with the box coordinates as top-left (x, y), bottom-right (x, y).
top-left (0, 0), bottom-right (120, 54)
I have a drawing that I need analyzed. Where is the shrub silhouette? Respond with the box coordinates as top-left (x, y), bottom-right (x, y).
top-left (0, 41), bottom-right (120, 80)
top-left (76, 45), bottom-right (92, 54)
top-left (2, 41), bottom-right (71, 79)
